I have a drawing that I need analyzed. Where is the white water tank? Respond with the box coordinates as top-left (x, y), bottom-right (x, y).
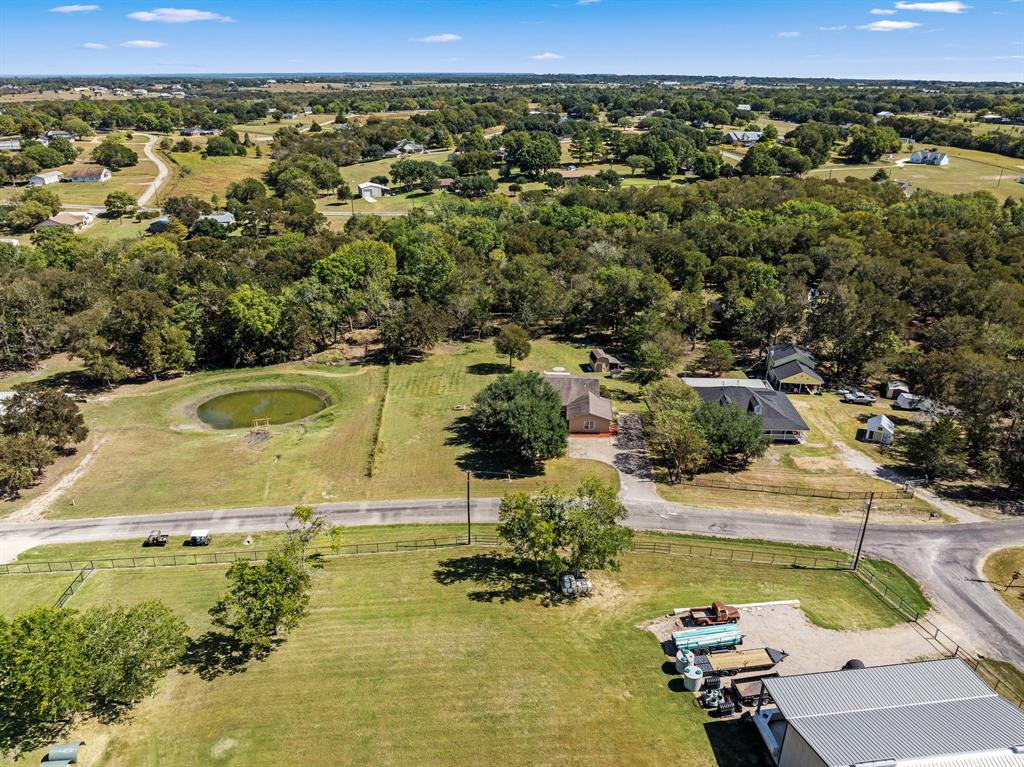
top-left (674, 649), bottom-right (696, 674)
top-left (682, 665), bottom-right (704, 692)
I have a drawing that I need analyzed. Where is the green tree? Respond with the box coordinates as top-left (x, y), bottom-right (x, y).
top-left (673, 291), bottom-right (711, 350)
top-left (844, 125), bottom-right (900, 163)
top-left (740, 143), bottom-right (779, 176)
top-left (470, 372), bottom-right (567, 465)
top-left (378, 297), bottom-right (446, 359)
top-left (90, 135), bottom-right (138, 169)
top-left (625, 154), bottom-right (653, 177)
top-left (0, 433), bottom-right (55, 498)
top-left (632, 331), bottom-right (684, 385)
top-left (648, 412), bottom-right (708, 481)
top-left (0, 386), bottom-right (87, 451)
top-left (690, 151), bottom-right (722, 180)
top-left (225, 284), bottom-right (281, 365)
top-left (80, 602), bottom-right (186, 711)
top-left (104, 190), bottom-right (138, 220)
top-left (903, 416), bottom-right (966, 481)
top-left (494, 324), bottom-right (531, 369)
top-left (694, 403), bottom-right (769, 467)
top-left (697, 340), bottom-right (735, 376)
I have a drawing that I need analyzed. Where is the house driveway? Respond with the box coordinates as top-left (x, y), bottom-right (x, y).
top-left (569, 414), bottom-right (661, 502)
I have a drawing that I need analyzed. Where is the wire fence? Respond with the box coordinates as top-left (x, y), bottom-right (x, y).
top-left (854, 567), bottom-right (1024, 709)
top-left (630, 538), bottom-right (851, 571)
top-left (54, 565), bottom-right (93, 608)
top-left (683, 477), bottom-right (915, 501)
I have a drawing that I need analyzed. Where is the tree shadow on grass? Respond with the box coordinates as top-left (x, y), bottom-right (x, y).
top-left (433, 552), bottom-right (554, 604)
top-left (180, 630), bottom-right (271, 681)
top-left (466, 362), bottom-right (510, 376)
top-left (445, 414), bottom-right (547, 478)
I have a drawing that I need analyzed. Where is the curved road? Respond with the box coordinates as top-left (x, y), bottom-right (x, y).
top-left (136, 133), bottom-right (170, 208)
top-left (2, 495), bottom-right (1023, 667)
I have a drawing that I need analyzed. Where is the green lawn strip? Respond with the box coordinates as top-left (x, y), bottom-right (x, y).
top-left (0, 573), bottom-right (74, 616)
top-left (0, 543), bottom-right (918, 767)
top-left (975, 658), bottom-right (1024, 704)
top-left (983, 546), bottom-right (1024, 621)
top-left (160, 150), bottom-right (273, 202)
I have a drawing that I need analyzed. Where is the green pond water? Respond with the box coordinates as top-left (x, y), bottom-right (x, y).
top-left (197, 389), bottom-right (326, 429)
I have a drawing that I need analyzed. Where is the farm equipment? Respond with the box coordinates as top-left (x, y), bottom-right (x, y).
top-left (685, 600), bottom-right (740, 626)
top-left (143, 530), bottom-right (168, 547)
top-left (730, 672), bottom-right (779, 708)
top-left (705, 647), bottom-right (787, 677)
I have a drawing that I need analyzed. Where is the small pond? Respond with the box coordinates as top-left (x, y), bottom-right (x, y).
top-left (197, 389), bottom-right (326, 430)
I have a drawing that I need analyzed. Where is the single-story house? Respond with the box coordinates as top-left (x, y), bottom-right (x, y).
top-left (0, 137), bottom-right (22, 151)
top-left (542, 372), bottom-right (615, 434)
top-left (909, 150), bottom-right (949, 166)
top-left (45, 130), bottom-right (75, 141)
top-left (28, 171), bottom-right (64, 186)
top-left (682, 377), bottom-right (809, 443)
top-left (875, 110), bottom-right (895, 118)
top-left (148, 216), bottom-right (171, 233)
top-left (884, 380), bottom-right (910, 399)
top-left (197, 211), bottom-right (235, 226)
top-left (589, 348), bottom-right (622, 374)
top-left (357, 181), bottom-right (392, 200)
top-left (894, 392), bottom-right (931, 411)
top-left (862, 413), bottom-right (895, 445)
top-left (725, 131), bottom-right (763, 147)
top-left (736, 103), bottom-right (752, 111)
top-left (394, 139), bottom-right (425, 154)
top-left (179, 127), bottom-right (221, 137)
top-left (302, 106), bottom-right (313, 115)
top-left (64, 166), bottom-right (111, 183)
top-left (36, 212), bottom-right (94, 231)
top-left (131, 89), bottom-right (148, 96)
top-left (766, 343), bottom-right (822, 393)
top-left (282, 112), bottom-right (297, 120)
top-left (753, 658), bottom-right (1024, 767)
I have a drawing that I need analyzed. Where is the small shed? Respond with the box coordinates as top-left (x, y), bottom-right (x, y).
top-left (357, 181), bottom-right (392, 200)
top-left (884, 380), bottom-right (909, 399)
top-left (589, 348), bottom-right (622, 373)
top-left (863, 414), bottom-right (894, 445)
top-left (28, 170), bottom-right (64, 186)
top-left (894, 392), bottom-right (929, 411)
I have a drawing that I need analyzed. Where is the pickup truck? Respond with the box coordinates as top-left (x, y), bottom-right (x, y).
top-left (686, 601), bottom-right (740, 626)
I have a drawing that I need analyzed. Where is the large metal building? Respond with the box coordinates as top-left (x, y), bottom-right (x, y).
top-left (753, 659), bottom-right (1024, 767)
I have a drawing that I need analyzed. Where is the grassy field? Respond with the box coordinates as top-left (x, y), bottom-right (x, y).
top-left (234, 113), bottom-right (337, 137)
top-left (159, 150), bottom-right (272, 203)
top-left (0, 528), bottom-right (924, 767)
top-left (0, 340), bottom-right (619, 520)
top-left (983, 547), bottom-right (1024, 621)
top-left (808, 145), bottom-right (1024, 201)
top-left (658, 392), bottom-right (938, 521)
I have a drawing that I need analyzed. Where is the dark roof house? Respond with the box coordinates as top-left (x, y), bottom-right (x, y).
top-left (685, 378), bottom-right (809, 442)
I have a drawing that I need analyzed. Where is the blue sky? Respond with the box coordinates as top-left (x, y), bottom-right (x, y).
top-left (1, 1), bottom-right (1022, 80)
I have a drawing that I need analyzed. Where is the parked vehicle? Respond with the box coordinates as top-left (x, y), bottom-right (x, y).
top-left (844, 391), bottom-right (876, 405)
top-left (187, 529), bottom-right (211, 546)
top-left (686, 601), bottom-right (740, 626)
top-left (143, 530), bottom-right (168, 547)
top-left (730, 672), bottom-right (779, 707)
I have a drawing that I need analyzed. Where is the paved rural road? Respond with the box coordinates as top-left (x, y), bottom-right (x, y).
top-left (3, 497), bottom-right (1023, 667)
top-left (136, 133), bottom-right (169, 207)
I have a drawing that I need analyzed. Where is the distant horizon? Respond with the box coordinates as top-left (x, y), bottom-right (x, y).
top-left (1, 71), bottom-right (1020, 85)
top-left (1, 0), bottom-right (1021, 81)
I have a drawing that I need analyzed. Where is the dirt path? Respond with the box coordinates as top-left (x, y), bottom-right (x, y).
top-left (832, 442), bottom-right (985, 523)
top-left (6, 438), bottom-right (107, 523)
top-left (136, 133), bottom-right (169, 208)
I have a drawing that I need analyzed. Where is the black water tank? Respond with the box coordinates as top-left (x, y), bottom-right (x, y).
top-left (843, 659), bottom-right (866, 670)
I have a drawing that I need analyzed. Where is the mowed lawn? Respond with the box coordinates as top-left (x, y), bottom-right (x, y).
top-left (808, 145), bottom-right (1024, 201)
top-left (658, 393), bottom-right (938, 521)
top-left (0, 533), bottom-right (918, 767)
top-left (159, 150), bottom-right (272, 202)
top-left (984, 547), bottom-right (1024, 621)
top-left (1, 341), bottom-right (617, 520)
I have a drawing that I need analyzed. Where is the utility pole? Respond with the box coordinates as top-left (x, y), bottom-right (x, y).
top-left (853, 491), bottom-right (874, 571)
top-left (466, 471), bottom-right (472, 544)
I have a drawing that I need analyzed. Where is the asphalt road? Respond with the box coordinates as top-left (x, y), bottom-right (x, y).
top-left (3, 497), bottom-right (1023, 666)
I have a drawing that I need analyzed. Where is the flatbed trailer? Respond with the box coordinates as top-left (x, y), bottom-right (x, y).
top-left (730, 672), bottom-right (779, 707)
top-left (706, 647), bottom-right (787, 677)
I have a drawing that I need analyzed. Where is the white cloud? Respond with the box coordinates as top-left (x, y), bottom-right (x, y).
top-left (577, 0), bottom-right (600, 4)
top-left (120, 39), bottom-right (167, 47)
top-left (82, 42), bottom-right (107, 49)
top-left (870, 8), bottom-right (898, 13)
top-left (778, 31), bottom-right (800, 37)
top-left (127, 7), bottom-right (233, 23)
top-left (894, 1), bottom-right (969, 11)
top-left (412, 33), bottom-right (462, 43)
top-left (819, 25), bottom-right (848, 30)
top-left (530, 52), bottom-right (564, 60)
top-left (859, 19), bottom-right (922, 30)
top-left (50, 4), bottom-right (99, 11)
